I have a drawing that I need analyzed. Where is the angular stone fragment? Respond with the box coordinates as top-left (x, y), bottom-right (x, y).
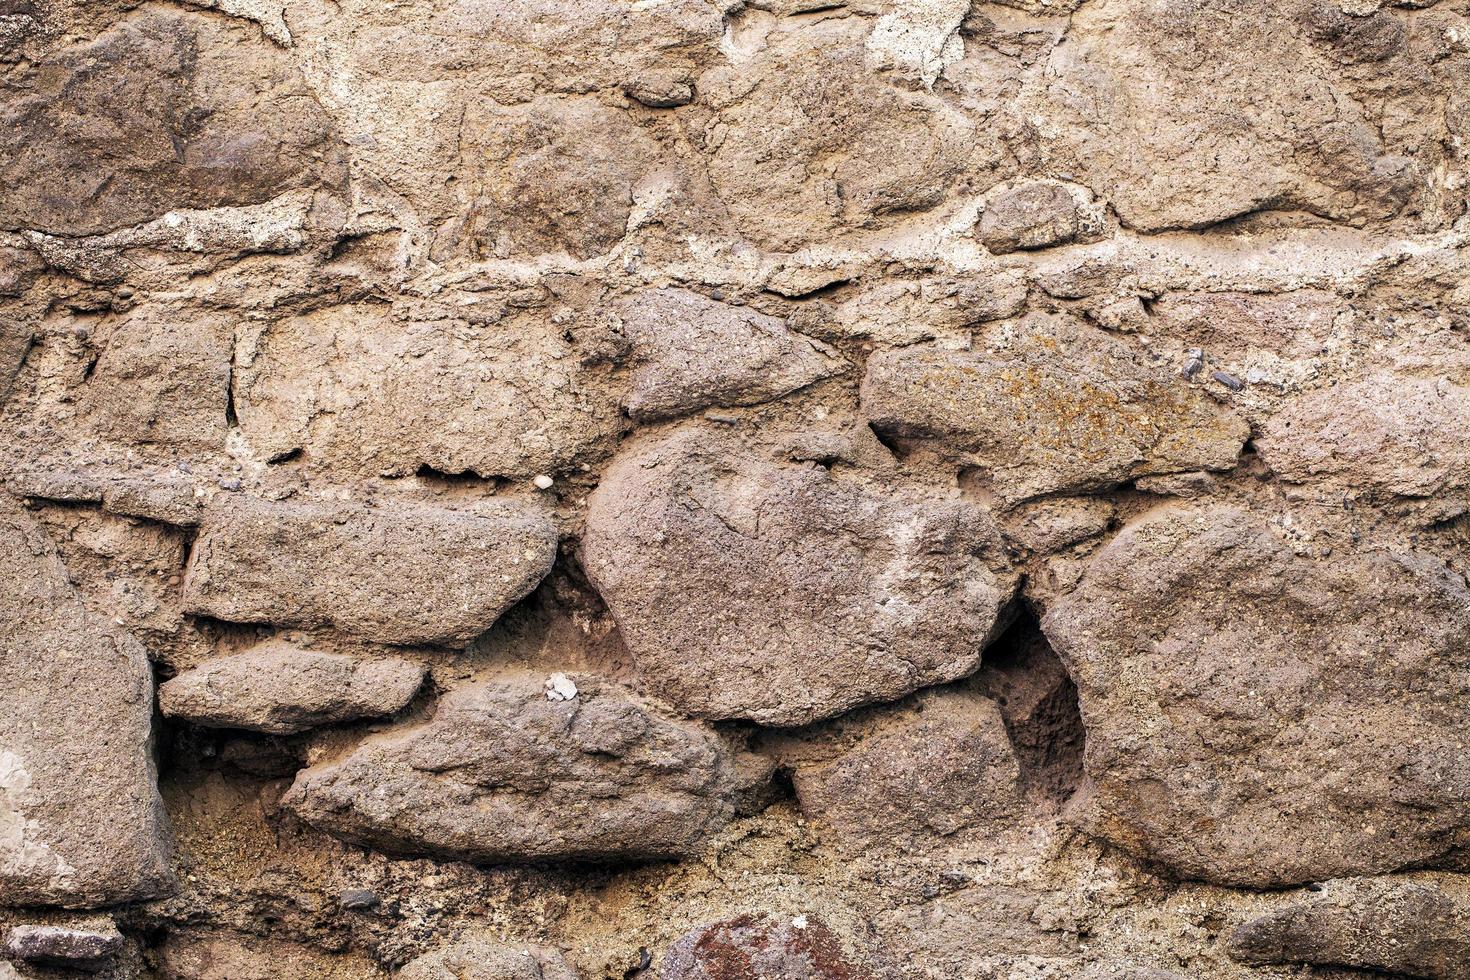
top-left (661, 915), bottom-right (874, 980)
top-left (0, 8), bottom-right (340, 236)
top-left (1043, 506), bottom-right (1470, 887)
top-left (582, 427), bottom-right (1017, 726)
top-left (159, 643), bottom-right (426, 735)
top-left (786, 689), bottom-right (1023, 848)
top-left (4, 921), bottom-right (123, 970)
top-left (861, 315), bottom-right (1249, 503)
top-left (284, 676), bottom-right (737, 863)
top-left (0, 495), bottom-right (172, 907)
top-left (978, 182), bottom-right (1083, 254)
top-left (182, 496), bottom-right (556, 646)
top-left (617, 289), bottom-right (845, 422)
top-left (1257, 374), bottom-right (1470, 497)
top-left (233, 303), bottom-right (623, 479)
top-left (1228, 877), bottom-right (1470, 979)
top-left (399, 939), bottom-right (577, 980)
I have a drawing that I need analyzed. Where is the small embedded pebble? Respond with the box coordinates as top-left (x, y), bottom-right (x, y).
top-left (1182, 357), bottom-right (1205, 379)
top-left (1212, 370), bottom-right (1245, 391)
top-left (219, 477), bottom-right (243, 491)
top-left (339, 888), bottom-right (379, 911)
top-left (533, 474), bottom-right (555, 490)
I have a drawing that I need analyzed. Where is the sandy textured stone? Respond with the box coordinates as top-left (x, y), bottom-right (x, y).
top-left (786, 689), bottom-right (1023, 849)
top-left (399, 939), bottom-right (576, 980)
top-left (616, 288), bottom-right (845, 422)
top-left (1035, 0), bottom-right (1438, 231)
top-left (1258, 374), bottom-right (1470, 497)
top-left (0, 495), bottom-right (172, 908)
top-left (159, 643), bottom-right (426, 735)
top-left (583, 426), bottom-right (1017, 726)
top-left (661, 915), bottom-right (875, 980)
top-left (978, 182), bottom-right (1084, 254)
top-left (285, 676), bottom-right (738, 863)
top-left (862, 314), bottom-right (1249, 503)
top-left (1229, 877), bottom-right (1470, 979)
top-left (233, 303), bottom-right (623, 479)
top-left (1044, 505), bottom-right (1470, 887)
top-left (183, 496), bottom-right (557, 646)
top-left (0, 8), bottom-right (340, 235)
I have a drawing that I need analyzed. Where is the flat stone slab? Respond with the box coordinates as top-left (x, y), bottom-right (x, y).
top-left (159, 643), bottom-right (426, 735)
top-left (284, 675), bottom-right (739, 863)
top-left (182, 496), bottom-right (557, 646)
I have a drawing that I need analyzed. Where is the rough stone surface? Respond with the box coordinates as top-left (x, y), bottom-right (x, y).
top-left (398, 939), bottom-right (577, 980)
top-left (1044, 505), bottom-right (1470, 887)
top-left (781, 688), bottom-right (1023, 849)
top-left (616, 288), bottom-right (845, 422)
top-left (3, 0), bottom-right (1470, 974)
top-left (0, 495), bottom-right (172, 908)
top-left (183, 496), bottom-right (557, 646)
top-left (583, 426), bottom-right (1017, 726)
top-left (159, 643), bottom-right (426, 735)
top-left (862, 314), bottom-right (1250, 503)
top-left (284, 675), bottom-right (740, 863)
top-left (1258, 373), bottom-right (1470, 497)
top-left (1228, 876), bottom-right (1470, 979)
top-left (661, 915), bottom-right (875, 980)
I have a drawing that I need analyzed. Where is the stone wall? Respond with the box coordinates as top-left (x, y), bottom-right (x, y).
top-left (3, 0), bottom-right (1470, 977)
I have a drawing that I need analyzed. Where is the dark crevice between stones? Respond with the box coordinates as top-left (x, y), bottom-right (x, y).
top-left (976, 606), bottom-right (1086, 812)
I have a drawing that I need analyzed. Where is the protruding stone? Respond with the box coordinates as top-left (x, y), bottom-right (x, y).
top-left (1228, 877), bottom-right (1470, 979)
top-left (862, 314), bottom-right (1249, 503)
top-left (399, 938), bottom-right (577, 980)
top-left (978, 182), bottom-right (1084, 254)
top-left (159, 643), bottom-right (426, 735)
top-left (0, 495), bottom-right (173, 908)
top-left (1043, 505), bottom-right (1470, 887)
top-left (182, 496), bottom-right (557, 646)
top-left (582, 426), bottom-right (1017, 726)
top-left (617, 288), bottom-right (845, 423)
top-left (4, 921), bottom-right (123, 971)
top-left (661, 914), bottom-right (875, 980)
top-left (284, 675), bottom-right (739, 863)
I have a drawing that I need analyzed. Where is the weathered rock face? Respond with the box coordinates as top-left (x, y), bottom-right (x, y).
top-left (1044, 505), bottom-right (1470, 887)
top-left (399, 939), bottom-right (577, 980)
top-left (183, 496), bottom-right (557, 646)
top-left (582, 426), bottom-right (1017, 726)
top-left (0, 496), bottom-right (172, 908)
top-left (615, 288), bottom-right (845, 423)
top-left (159, 643), bottom-right (426, 735)
top-left (1228, 877), bottom-right (1470, 980)
top-left (284, 676), bottom-right (740, 863)
top-left (1033, 0), bottom-right (1445, 231)
top-left (233, 301), bottom-right (625, 479)
top-left (1258, 374), bottom-right (1470, 497)
top-left (0, 8), bottom-right (341, 236)
top-left (862, 315), bottom-right (1249, 503)
top-left (783, 688), bottom-right (1023, 849)
top-left (661, 915), bottom-right (875, 980)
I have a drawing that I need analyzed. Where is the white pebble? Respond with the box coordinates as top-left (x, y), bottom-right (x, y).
top-left (533, 474), bottom-right (555, 490)
top-left (544, 672), bottom-right (578, 702)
